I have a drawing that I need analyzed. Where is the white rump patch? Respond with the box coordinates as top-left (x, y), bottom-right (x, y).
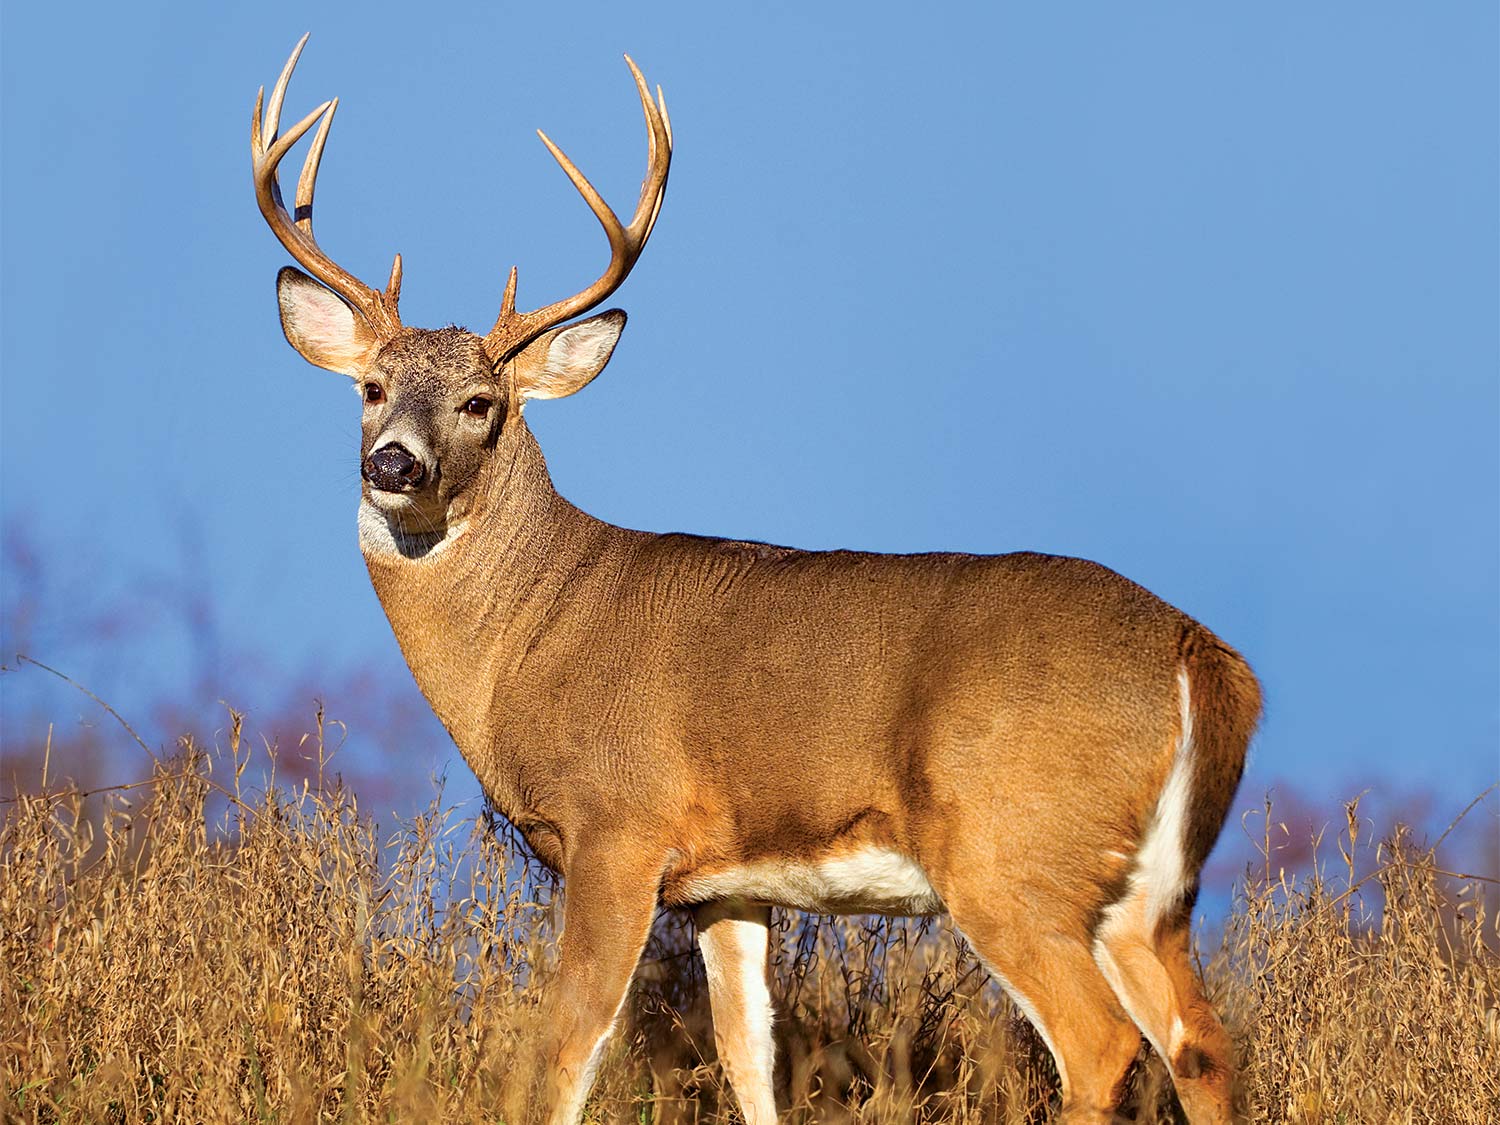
top-left (1091, 664), bottom-right (1197, 1064)
top-left (1139, 666), bottom-right (1196, 925)
top-left (1101, 664), bottom-right (1194, 932)
top-left (684, 847), bottom-right (943, 917)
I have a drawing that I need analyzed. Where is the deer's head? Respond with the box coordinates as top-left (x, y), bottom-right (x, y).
top-left (252, 36), bottom-right (670, 541)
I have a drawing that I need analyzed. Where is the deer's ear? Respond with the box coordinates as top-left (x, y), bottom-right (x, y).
top-left (276, 267), bottom-right (382, 376)
top-left (511, 310), bottom-right (626, 401)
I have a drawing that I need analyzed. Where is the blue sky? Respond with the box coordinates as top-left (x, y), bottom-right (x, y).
top-left (2, 4), bottom-right (1496, 838)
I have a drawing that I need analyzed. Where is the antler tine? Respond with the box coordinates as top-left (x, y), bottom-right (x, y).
top-left (251, 37), bottom-right (402, 340)
top-left (294, 97), bottom-right (337, 235)
top-left (252, 86), bottom-right (266, 159)
top-left (657, 85), bottom-right (672, 147)
top-left (625, 59), bottom-right (671, 226)
top-left (261, 102), bottom-right (335, 184)
top-left (644, 86), bottom-right (671, 242)
top-left (263, 33), bottom-right (308, 150)
top-left (387, 253), bottom-right (404, 304)
top-left (536, 130), bottom-right (620, 250)
top-left (483, 56), bottom-right (673, 364)
top-left (628, 59), bottom-right (659, 196)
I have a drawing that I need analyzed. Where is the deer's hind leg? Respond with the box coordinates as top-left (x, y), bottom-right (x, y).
top-left (695, 901), bottom-right (778, 1124)
top-left (940, 883), bottom-right (1143, 1124)
top-left (1093, 897), bottom-right (1236, 1125)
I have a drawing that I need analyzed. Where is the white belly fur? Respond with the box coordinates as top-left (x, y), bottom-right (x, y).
top-left (682, 846), bottom-right (944, 916)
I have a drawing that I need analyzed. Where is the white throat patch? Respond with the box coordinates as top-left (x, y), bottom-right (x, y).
top-left (358, 499), bottom-right (467, 560)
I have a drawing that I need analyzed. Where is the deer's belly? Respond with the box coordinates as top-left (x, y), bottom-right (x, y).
top-left (679, 847), bottom-right (943, 916)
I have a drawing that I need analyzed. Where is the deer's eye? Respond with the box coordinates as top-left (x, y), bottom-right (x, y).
top-left (462, 396), bottom-right (493, 418)
top-left (363, 383), bottom-right (385, 405)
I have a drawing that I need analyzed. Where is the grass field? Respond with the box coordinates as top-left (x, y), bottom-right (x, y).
top-left (2, 724), bottom-right (1496, 1124)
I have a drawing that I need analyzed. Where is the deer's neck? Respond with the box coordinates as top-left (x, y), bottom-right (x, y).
top-left (359, 417), bottom-right (625, 754)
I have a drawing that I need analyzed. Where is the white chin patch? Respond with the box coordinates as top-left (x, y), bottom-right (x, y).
top-left (366, 490), bottom-right (416, 514)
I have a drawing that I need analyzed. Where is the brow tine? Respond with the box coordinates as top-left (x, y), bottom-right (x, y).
top-left (386, 253), bottom-right (403, 304)
top-left (499, 266), bottom-right (518, 318)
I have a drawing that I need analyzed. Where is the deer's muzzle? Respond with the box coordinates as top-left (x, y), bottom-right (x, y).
top-left (363, 443), bottom-right (426, 492)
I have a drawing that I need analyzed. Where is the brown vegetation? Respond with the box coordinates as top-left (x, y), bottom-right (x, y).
top-left (2, 725), bottom-right (1496, 1124)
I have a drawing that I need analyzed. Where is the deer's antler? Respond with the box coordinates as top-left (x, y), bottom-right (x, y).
top-left (482, 56), bottom-right (673, 364)
top-left (251, 35), bottom-right (403, 340)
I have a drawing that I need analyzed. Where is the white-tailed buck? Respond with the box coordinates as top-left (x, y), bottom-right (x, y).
top-left (253, 37), bottom-right (1260, 1125)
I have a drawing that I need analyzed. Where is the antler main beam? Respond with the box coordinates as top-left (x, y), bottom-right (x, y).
top-left (252, 40), bottom-right (669, 360)
top-left (251, 35), bottom-right (403, 340)
top-left (482, 56), bottom-right (673, 364)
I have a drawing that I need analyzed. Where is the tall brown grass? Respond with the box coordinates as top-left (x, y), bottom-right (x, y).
top-left (2, 723), bottom-right (1496, 1124)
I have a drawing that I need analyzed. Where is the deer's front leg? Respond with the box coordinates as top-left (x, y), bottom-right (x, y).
top-left (695, 901), bottom-right (778, 1123)
top-left (544, 843), bottom-right (662, 1125)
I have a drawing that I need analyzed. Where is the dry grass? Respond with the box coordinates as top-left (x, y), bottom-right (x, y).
top-left (2, 724), bottom-right (1496, 1124)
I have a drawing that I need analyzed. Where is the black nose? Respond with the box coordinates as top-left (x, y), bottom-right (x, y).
top-left (363, 443), bottom-right (426, 492)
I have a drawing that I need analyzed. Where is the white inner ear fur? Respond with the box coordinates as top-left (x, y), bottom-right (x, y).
top-left (277, 267), bottom-right (381, 376)
top-left (514, 309), bottom-right (626, 401)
